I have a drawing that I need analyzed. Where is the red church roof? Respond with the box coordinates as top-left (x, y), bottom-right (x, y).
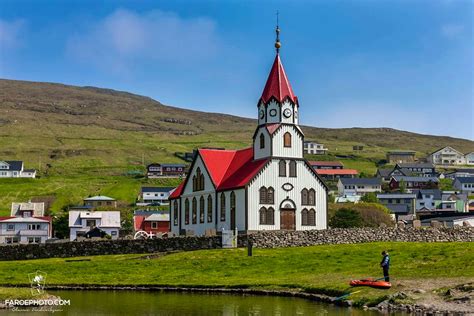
top-left (169, 148), bottom-right (269, 199)
top-left (260, 54), bottom-right (297, 105)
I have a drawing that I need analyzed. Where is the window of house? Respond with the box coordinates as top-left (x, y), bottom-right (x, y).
top-left (30, 224), bottom-right (41, 230)
top-left (5, 237), bottom-right (19, 244)
top-left (302, 209), bottom-right (316, 226)
top-left (279, 160), bottom-right (286, 177)
top-left (267, 187), bottom-right (274, 204)
top-left (308, 189), bottom-right (315, 205)
top-left (199, 196), bottom-right (205, 223)
top-left (207, 195), bottom-right (213, 223)
top-left (192, 197), bottom-right (197, 224)
top-left (22, 211), bottom-right (32, 218)
top-left (7, 224), bottom-right (14, 231)
top-left (259, 187), bottom-right (267, 204)
top-left (260, 133), bottom-right (265, 149)
top-left (173, 201), bottom-right (178, 226)
top-left (85, 220), bottom-right (96, 228)
top-left (27, 237), bottom-right (41, 244)
top-left (301, 189), bottom-right (308, 205)
top-left (220, 193), bottom-right (226, 221)
top-left (289, 160), bottom-right (297, 177)
top-left (151, 222), bottom-right (158, 229)
top-left (111, 231), bottom-right (117, 236)
top-left (185, 199), bottom-right (190, 225)
top-left (259, 207), bottom-right (274, 225)
top-left (284, 132), bottom-right (292, 147)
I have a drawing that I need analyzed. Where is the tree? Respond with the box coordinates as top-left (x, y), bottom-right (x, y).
top-left (360, 192), bottom-right (378, 203)
top-left (399, 179), bottom-right (407, 193)
top-left (52, 213), bottom-right (69, 239)
top-left (329, 208), bottom-right (364, 228)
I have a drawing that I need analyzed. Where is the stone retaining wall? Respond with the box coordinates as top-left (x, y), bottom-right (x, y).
top-left (0, 227), bottom-right (472, 261)
top-left (245, 227), bottom-right (474, 248)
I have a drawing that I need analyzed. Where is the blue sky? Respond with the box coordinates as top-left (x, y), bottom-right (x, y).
top-left (1, 0), bottom-right (472, 139)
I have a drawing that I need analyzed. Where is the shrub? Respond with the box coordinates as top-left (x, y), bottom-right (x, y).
top-left (328, 202), bottom-right (394, 228)
top-left (329, 208), bottom-right (364, 228)
top-left (360, 192), bottom-right (378, 203)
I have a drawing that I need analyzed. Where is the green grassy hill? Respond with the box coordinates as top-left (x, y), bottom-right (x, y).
top-left (0, 79), bottom-right (472, 214)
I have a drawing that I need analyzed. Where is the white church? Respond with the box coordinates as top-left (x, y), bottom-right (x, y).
top-left (169, 27), bottom-right (328, 235)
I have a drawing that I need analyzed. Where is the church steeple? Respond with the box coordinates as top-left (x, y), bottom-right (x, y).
top-left (253, 21), bottom-right (304, 161)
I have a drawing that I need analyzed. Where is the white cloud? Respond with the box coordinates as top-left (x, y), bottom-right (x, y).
top-left (0, 19), bottom-right (26, 49)
top-left (440, 23), bottom-right (464, 39)
top-left (66, 9), bottom-right (220, 73)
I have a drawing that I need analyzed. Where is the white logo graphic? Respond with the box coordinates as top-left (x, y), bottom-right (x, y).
top-left (28, 271), bottom-right (47, 296)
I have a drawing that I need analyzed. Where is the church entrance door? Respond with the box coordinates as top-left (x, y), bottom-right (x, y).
top-left (280, 209), bottom-right (295, 231)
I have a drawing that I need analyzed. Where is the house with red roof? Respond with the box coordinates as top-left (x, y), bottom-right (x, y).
top-left (169, 29), bottom-right (328, 235)
top-left (0, 202), bottom-right (52, 244)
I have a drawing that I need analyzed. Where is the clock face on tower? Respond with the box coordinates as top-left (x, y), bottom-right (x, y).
top-left (283, 108), bottom-right (292, 118)
top-left (269, 109), bottom-right (277, 117)
top-left (259, 110), bottom-right (264, 119)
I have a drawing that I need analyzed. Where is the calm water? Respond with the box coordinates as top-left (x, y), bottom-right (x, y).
top-left (2, 290), bottom-right (404, 315)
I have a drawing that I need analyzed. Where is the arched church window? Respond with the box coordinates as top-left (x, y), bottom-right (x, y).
top-left (279, 160), bottom-right (286, 177)
top-left (259, 187), bottom-right (267, 204)
top-left (308, 209), bottom-right (316, 226)
top-left (194, 168), bottom-right (204, 191)
top-left (301, 189), bottom-right (308, 205)
top-left (284, 132), bottom-right (292, 148)
top-left (173, 201), bottom-right (178, 226)
top-left (199, 196), bottom-right (205, 223)
top-left (259, 207), bottom-right (267, 225)
top-left (184, 199), bottom-right (190, 225)
top-left (267, 187), bottom-right (274, 204)
top-left (267, 207), bottom-right (275, 225)
top-left (301, 208), bottom-right (308, 226)
top-left (308, 189), bottom-right (316, 206)
top-left (260, 133), bottom-right (265, 149)
top-left (220, 193), bottom-right (226, 221)
top-left (192, 197), bottom-right (197, 224)
top-left (289, 160), bottom-right (297, 177)
top-left (207, 195), bottom-right (213, 223)
top-left (230, 191), bottom-right (236, 211)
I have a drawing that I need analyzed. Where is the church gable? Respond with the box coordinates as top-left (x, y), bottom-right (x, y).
top-left (271, 124), bottom-right (304, 159)
top-left (182, 154), bottom-right (215, 196)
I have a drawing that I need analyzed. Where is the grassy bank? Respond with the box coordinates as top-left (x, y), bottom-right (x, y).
top-left (0, 242), bottom-right (472, 306)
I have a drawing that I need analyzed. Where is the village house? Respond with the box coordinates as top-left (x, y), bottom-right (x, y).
top-left (0, 160), bottom-right (36, 178)
top-left (376, 193), bottom-right (416, 221)
top-left (414, 189), bottom-right (442, 211)
top-left (386, 151), bottom-right (416, 164)
top-left (0, 202), bottom-right (51, 244)
top-left (389, 176), bottom-right (439, 191)
top-left (337, 178), bottom-right (382, 197)
top-left (393, 162), bottom-right (436, 177)
top-left (133, 211), bottom-right (170, 235)
top-left (169, 33), bottom-right (328, 235)
top-left (453, 177), bottom-right (474, 195)
top-left (303, 141), bottom-right (328, 155)
top-left (69, 211), bottom-right (121, 240)
top-left (315, 169), bottom-right (358, 181)
top-left (435, 192), bottom-right (469, 213)
top-left (442, 168), bottom-right (474, 180)
top-left (146, 163), bottom-right (186, 178)
top-left (466, 152), bottom-right (474, 165)
top-left (139, 187), bottom-right (175, 205)
top-left (83, 195), bottom-right (117, 209)
top-left (428, 146), bottom-right (466, 166)
top-left (420, 215), bottom-right (474, 227)
top-left (376, 168), bottom-right (393, 182)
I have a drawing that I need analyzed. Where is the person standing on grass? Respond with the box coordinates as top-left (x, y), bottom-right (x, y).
top-left (380, 251), bottom-right (390, 282)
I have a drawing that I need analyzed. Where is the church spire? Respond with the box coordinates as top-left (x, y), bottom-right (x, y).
top-left (275, 11), bottom-right (281, 54)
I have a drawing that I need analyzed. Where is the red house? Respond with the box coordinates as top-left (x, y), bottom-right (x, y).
top-left (133, 211), bottom-right (170, 235)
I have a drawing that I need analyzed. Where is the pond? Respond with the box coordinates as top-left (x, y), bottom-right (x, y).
top-left (2, 290), bottom-right (404, 315)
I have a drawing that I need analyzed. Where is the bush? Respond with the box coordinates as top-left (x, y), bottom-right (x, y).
top-left (329, 208), bottom-right (364, 228)
top-left (360, 192), bottom-right (378, 203)
top-left (328, 202), bottom-right (394, 228)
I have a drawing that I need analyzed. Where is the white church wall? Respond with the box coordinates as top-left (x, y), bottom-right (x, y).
top-left (272, 125), bottom-right (303, 159)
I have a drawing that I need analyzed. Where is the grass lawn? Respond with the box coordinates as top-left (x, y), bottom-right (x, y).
top-left (0, 242), bottom-right (472, 306)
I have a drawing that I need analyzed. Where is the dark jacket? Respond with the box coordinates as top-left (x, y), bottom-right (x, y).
top-left (381, 254), bottom-right (390, 269)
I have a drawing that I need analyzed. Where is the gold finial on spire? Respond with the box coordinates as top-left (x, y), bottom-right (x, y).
top-left (275, 10), bottom-right (281, 53)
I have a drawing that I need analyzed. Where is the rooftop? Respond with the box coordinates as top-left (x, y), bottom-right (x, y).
top-left (83, 195), bottom-right (116, 201)
top-left (340, 178), bottom-right (381, 186)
